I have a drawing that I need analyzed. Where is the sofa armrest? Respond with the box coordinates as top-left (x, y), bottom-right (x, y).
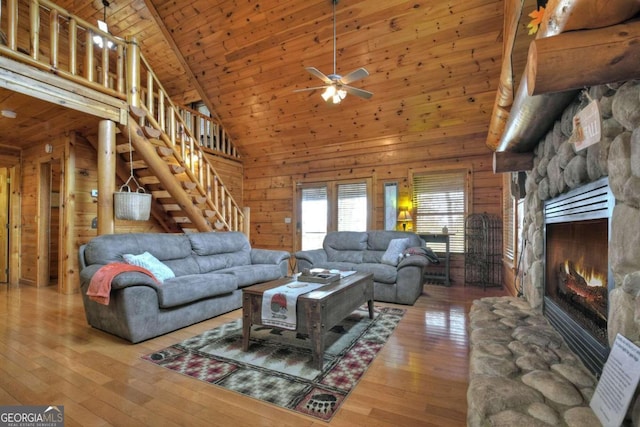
top-left (250, 248), bottom-right (290, 265)
top-left (294, 249), bottom-right (327, 266)
top-left (397, 254), bottom-right (430, 269)
top-left (80, 264), bottom-right (160, 291)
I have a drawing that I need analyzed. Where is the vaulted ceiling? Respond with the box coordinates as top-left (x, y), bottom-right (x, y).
top-left (3, 0), bottom-right (508, 161)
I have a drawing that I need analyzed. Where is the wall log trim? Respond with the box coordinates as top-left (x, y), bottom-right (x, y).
top-left (527, 20), bottom-right (640, 95)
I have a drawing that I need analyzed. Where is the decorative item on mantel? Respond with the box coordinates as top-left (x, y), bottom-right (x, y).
top-left (114, 124), bottom-right (152, 221)
top-left (397, 208), bottom-right (412, 231)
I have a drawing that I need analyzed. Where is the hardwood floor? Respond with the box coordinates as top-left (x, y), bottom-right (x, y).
top-left (0, 283), bottom-right (507, 426)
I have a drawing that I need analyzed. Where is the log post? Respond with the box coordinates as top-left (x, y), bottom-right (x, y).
top-left (97, 120), bottom-right (116, 234)
top-left (61, 133), bottom-right (77, 294)
top-left (243, 207), bottom-right (250, 239)
top-left (29, 0), bottom-right (40, 60)
top-left (527, 21), bottom-right (640, 96)
top-left (126, 36), bottom-right (141, 109)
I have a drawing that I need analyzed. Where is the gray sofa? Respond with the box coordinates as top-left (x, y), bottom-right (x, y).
top-left (294, 231), bottom-right (430, 305)
top-left (79, 231), bottom-right (289, 343)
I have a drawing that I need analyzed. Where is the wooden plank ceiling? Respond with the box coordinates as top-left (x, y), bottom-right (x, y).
top-left (3, 0), bottom-right (506, 160)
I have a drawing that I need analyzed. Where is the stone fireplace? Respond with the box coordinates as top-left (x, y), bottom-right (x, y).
top-left (519, 80), bottom-right (640, 379)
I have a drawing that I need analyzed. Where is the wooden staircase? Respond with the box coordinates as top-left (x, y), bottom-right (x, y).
top-left (112, 111), bottom-right (245, 234)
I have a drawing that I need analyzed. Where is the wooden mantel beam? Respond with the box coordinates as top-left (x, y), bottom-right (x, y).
top-left (493, 151), bottom-right (534, 173)
top-left (527, 20), bottom-right (640, 96)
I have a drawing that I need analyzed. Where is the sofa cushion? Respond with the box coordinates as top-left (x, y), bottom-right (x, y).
top-left (157, 273), bottom-right (237, 308)
top-left (123, 252), bottom-right (176, 283)
top-left (381, 238), bottom-right (412, 266)
top-left (188, 231), bottom-right (252, 272)
top-left (83, 233), bottom-right (192, 266)
top-left (217, 264), bottom-right (284, 288)
top-left (352, 263), bottom-right (397, 284)
top-left (324, 231), bottom-right (368, 263)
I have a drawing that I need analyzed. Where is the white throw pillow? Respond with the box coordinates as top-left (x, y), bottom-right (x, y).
top-left (381, 238), bottom-right (412, 266)
top-left (123, 251), bottom-right (175, 283)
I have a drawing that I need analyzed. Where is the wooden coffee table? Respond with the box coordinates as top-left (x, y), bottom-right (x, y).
top-left (242, 271), bottom-right (374, 370)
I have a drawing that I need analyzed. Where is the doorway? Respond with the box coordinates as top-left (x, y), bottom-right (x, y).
top-left (38, 160), bottom-right (62, 287)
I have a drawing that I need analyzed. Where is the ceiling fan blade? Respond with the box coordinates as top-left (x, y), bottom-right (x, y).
top-left (343, 85), bottom-right (373, 99)
top-left (340, 67), bottom-right (369, 85)
top-left (293, 85), bottom-right (330, 93)
top-left (305, 67), bottom-right (333, 84)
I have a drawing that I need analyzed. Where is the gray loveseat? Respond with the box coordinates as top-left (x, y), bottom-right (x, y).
top-left (79, 231), bottom-right (289, 343)
top-left (294, 231), bottom-right (430, 305)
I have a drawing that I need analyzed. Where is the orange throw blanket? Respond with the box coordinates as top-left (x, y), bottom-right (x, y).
top-left (87, 262), bottom-right (159, 305)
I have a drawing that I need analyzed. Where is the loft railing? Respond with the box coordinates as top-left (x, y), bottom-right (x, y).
top-left (0, 0), bottom-right (244, 230)
top-left (0, 0), bottom-right (239, 159)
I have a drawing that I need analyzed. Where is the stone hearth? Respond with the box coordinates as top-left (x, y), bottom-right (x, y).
top-left (468, 296), bottom-right (600, 426)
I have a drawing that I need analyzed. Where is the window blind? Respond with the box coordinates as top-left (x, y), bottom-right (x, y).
top-left (412, 170), bottom-right (467, 253)
top-left (503, 174), bottom-right (515, 261)
top-left (337, 182), bottom-right (367, 231)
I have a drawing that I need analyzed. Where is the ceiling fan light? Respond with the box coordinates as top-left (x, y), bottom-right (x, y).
top-left (337, 89), bottom-right (347, 99)
top-left (321, 85), bottom-right (336, 101)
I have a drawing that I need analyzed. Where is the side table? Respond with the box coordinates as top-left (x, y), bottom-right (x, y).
top-left (420, 233), bottom-right (452, 286)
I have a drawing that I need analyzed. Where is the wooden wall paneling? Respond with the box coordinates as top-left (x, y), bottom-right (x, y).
top-left (203, 153), bottom-right (243, 206)
top-left (8, 165), bottom-right (21, 287)
top-left (19, 152), bottom-right (40, 286)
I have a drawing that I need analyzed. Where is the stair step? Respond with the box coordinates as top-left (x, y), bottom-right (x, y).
top-left (144, 125), bottom-right (161, 139)
top-left (160, 204), bottom-right (182, 211)
top-left (171, 216), bottom-right (192, 224)
top-left (116, 144), bottom-right (134, 154)
top-left (128, 160), bottom-right (148, 170)
top-left (169, 164), bottom-right (185, 174)
top-left (138, 176), bottom-right (160, 185)
top-left (193, 195), bottom-right (207, 205)
top-left (130, 105), bottom-right (147, 119)
top-left (152, 190), bottom-right (171, 199)
top-left (182, 181), bottom-right (197, 191)
top-left (157, 146), bottom-right (174, 159)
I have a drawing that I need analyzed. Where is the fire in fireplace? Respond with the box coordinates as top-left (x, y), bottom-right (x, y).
top-left (543, 177), bottom-right (614, 376)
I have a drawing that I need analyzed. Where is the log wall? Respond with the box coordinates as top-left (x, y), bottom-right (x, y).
top-left (243, 133), bottom-right (503, 286)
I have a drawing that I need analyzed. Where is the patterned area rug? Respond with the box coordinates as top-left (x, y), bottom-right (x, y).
top-left (142, 306), bottom-right (405, 421)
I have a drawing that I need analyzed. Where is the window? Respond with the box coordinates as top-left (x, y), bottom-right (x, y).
top-left (297, 179), bottom-right (371, 250)
top-left (503, 173), bottom-right (526, 265)
top-left (503, 174), bottom-right (515, 261)
top-left (337, 182), bottom-right (367, 231)
top-left (412, 169), bottom-right (469, 253)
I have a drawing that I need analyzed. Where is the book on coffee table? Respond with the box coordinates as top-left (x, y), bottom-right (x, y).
top-left (297, 271), bottom-right (340, 284)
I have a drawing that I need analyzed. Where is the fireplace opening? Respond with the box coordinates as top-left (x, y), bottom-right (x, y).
top-left (543, 177), bottom-right (614, 376)
top-left (545, 219), bottom-right (608, 345)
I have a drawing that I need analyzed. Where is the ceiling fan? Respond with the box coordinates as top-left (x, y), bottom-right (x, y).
top-left (294, 0), bottom-right (373, 104)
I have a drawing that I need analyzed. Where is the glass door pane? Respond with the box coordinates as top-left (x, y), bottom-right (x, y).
top-left (301, 186), bottom-right (327, 250)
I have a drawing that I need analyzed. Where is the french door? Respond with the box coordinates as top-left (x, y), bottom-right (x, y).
top-left (297, 179), bottom-right (372, 251)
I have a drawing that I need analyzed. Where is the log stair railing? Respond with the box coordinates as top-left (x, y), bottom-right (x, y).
top-left (0, 0), bottom-right (246, 234)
